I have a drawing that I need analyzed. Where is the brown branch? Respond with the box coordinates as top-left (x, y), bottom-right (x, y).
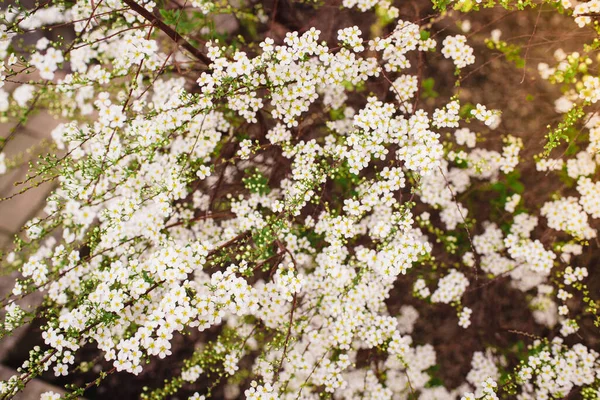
top-left (275, 292), bottom-right (297, 382)
top-left (121, 0), bottom-right (212, 67)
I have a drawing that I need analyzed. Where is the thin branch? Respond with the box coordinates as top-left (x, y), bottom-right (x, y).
top-left (121, 0), bottom-right (212, 67)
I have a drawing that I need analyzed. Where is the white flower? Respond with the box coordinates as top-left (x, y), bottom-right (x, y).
top-left (442, 35), bottom-right (475, 69)
top-left (12, 84), bottom-right (35, 107)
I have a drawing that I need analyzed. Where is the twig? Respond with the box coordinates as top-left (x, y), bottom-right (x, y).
top-left (121, 0), bottom-right (212, 67)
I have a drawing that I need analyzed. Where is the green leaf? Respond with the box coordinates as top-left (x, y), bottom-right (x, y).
top-left (159, 9), bottom-right (179, 25)
top-left (491, 182), bottom-right (506, 193)
top-left (421, 77), bottom-right (439, 99)
top-left (509, 180), bottom-right (524, 194)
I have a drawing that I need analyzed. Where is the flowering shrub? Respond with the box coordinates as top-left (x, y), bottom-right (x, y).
top-left (0, 0), bottom-right (599, 399)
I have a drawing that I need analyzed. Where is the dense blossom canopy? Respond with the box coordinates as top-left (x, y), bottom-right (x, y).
top-left (0, 0), bottom-right (599, 399)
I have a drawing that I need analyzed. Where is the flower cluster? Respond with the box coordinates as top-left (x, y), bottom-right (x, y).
top-left (442, 35), bottom-right (475, 69)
